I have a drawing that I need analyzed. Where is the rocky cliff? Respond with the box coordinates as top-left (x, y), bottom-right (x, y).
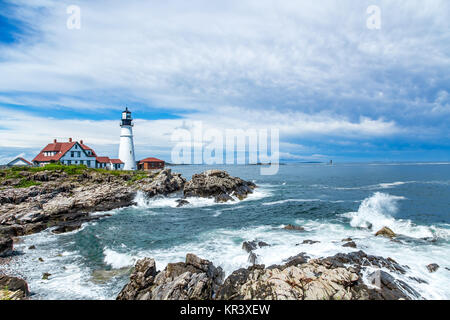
top-left (118, 250), bottom-right (421, 301)
top-left (0, 167), bottom-right (186, 239)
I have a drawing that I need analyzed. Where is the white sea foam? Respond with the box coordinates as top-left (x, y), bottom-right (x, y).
top-left (7, 216), bottom-right (450, 300)
top-left (103, 248), bottom-right (136, 269)
top-left (263, 199), bottom-right (322, 206)
top-left (4, 230), bottom-right (112, 300)
top-left (341, 192), bottom-right (450, 240)
top-left (133, 187), bottom-right (271, 210)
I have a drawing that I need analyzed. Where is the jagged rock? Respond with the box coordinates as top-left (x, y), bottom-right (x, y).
top-left (116, 258), bottom-right (157, 300)
top-left (321, 251), bottom-right (407, 274)
top-left (242, 240), bottom-right (270, 253)
top-left (28, 245), bottom-right (36, 250)
top-left (183, 170), bottom-right (256, 203)
top-left (279, 253), bottom-right (310, 270)
top-left (367, 271), bottom-right (420, 300)
top-left (42, 273), bottom-right (51, 280)
top-left (342, 238), bottom-right (352, 242)
top-left (0, 168), bottom-right (186, 236)
top-left (117, 254), bottom-right (224, 300)
top-left (175, 199), bottom-right (190, 207)
top-left (248, 252), bottom-right (258, 265)
top-left (426, 263), bottom-right (439, 273)
top-left (52, 222), bottom-right (83, 234)
top-left (0, 275), bottom-right (29, 297)
top-left (217, 251), bottom-right (416, 300)
top-left (0, 236), bottom-right (13, 257)
top-left (409, 276), bottom-right (428, 284)
top-left (0, 289), bottom-right (24, 300)
top-left (301, 240), bottom-right (320, 245)
top-left (217, 257), bottom-right (360, 300)
top-left (138, 169), bottom-right (186, 198)
top-left (343, 241), bottom-right (357, 248)
top-left (242, 241), bottom-right (270, 265)
top-left (375, 227), bottom-right (396, 238)
top-left (283, 224), bottom-right (305, 231)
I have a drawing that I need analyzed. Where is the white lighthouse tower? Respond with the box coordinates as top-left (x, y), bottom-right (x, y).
top-left (118, 107), bottom-right (137, 170)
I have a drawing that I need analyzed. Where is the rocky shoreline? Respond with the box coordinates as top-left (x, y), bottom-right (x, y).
top-left (0, 166), bottom-right (259, 299)
top-left (0, 167), bottom-right (255, 251)
top-left (0, 166), bottom-right (438, 300)
top-left (116, 249), bottom-right (422, 301)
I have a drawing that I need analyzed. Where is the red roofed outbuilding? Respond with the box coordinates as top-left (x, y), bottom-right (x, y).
top-left (138, 157), bottom-right (165, 170)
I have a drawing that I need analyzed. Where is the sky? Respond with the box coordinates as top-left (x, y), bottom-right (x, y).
top-left (0, 0), bottom-right (449, 164)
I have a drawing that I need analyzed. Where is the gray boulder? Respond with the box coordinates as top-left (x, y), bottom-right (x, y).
top-left (183, 170), bottom-right (256, 203)
top-left (117, 254), bottom-right (224, 300)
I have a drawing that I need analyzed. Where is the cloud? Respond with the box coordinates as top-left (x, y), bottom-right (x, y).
top-left (0, 0), bottom-right (449, 161)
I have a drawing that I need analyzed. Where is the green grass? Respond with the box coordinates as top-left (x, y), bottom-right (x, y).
top-left (130, 172), bottom-right (148, 182)
top-left (2, 163), bottom-right (150, 186)
top-left (14, 179), bottom-right (41, 188)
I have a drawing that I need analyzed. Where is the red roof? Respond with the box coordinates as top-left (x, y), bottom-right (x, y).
top-left (80, 144), bottom-right (97, 157)
top-left (96, 157), bottom-right (111, 163)
top-left (33, 141), bottom-right (96, 163)
top-left (139, 157), bottom-right (165, 163)
top-left (33, 142), bottom-right (76, 162)
top-left (110, 159), bottom-right (124, 164)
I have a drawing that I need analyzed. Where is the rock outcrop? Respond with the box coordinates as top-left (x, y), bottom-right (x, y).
top-left (426, 263), bottom-right (439, 273)
top-left (0, 275), bottom-right (29, 300)
top-left (137, 169), bottom-right (186, 197)
top-left (217, 251), bottom-right (417, 300)
top-left (0, 236), bottom-right (13, 257)
top-left (117, 250), bottom-right (419, 301)
top-left (342, 241), bottom-right (357, 248)
top-left (242, 240), bottom-right (270, 265)
top-left (0, 168), bottom-right (185, 236)
top-left (117, 254), bottom-right (224, 300)
top-left (183, 170), bottom-right (256, 203)
top-left (375, 227), bottom-right (396, 238)
top-left (284, 224), bottom-right (305, 231)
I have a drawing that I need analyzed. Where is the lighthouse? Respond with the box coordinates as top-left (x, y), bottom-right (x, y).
top-left (118, 107), bottom-right (137, 170)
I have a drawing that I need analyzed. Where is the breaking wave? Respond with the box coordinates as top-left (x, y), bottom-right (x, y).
top-left (103, 248), bottom-right (136, 269)
top-left (133, 188), bottom-right (271, 209)
top-left (342, 192), bottom-right (449, 240)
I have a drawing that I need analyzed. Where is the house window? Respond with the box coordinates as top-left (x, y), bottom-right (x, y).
top-left (71, 152), bottom-right (74, 157)
top-left (87, 160), bottom-right (91, 167)
top-left (80, 160), bottom-right (84, 165)
top-left (68, 160), bottom-right (71, 165)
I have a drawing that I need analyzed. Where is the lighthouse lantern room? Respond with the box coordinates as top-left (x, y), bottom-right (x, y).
top-left (118, 107), bottom-right (137, 170)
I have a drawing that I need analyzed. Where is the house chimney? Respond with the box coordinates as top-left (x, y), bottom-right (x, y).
top-left (80, 140), bottom-right (84, 145)
top-left (54, 139), bottom-right (57, 143)
top-left (69, 138), bottom-right (73, 142)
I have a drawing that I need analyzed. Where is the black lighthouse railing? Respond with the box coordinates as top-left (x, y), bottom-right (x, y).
top-left (121, 107), bottom-right (133, 126)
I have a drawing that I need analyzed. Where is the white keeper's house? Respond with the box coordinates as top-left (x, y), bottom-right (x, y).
top-left (32, 138), bottom-right (124, 170)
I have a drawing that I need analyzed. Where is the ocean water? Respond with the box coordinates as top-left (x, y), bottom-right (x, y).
top-left (5, 163), bottom-right (450, 300)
